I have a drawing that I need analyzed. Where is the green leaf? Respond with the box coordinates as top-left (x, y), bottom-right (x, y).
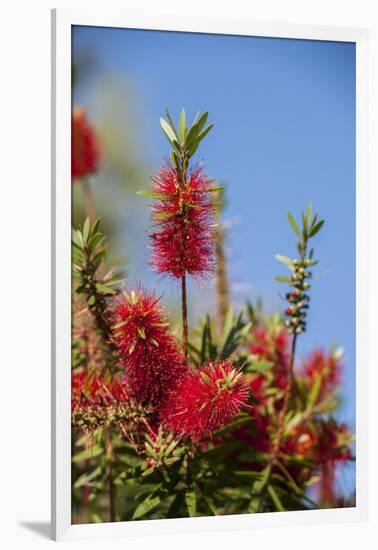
top-left (95, 283), bottom-right (116, 295)
top-left (136, 189), bottom-right (153, 198)
top-left (153, 211), bottom-right (175, 221)
top-left (160, 117), bottom-right (179, 147)
top-left (187, 138), bottom-right (200, 158)
top-left (92, 249), bottom-right (106, 266)
top-left (88, 233), bottom-right (105, 253)
top-left (274, 276), bottom-right (292, 283)
top-left (310, 220), bottom-right (324, 237)
top-left (275, 255), bottom-right (294, 269)
top-left (105, 278), bottom-right (124, 287)
top-left (275, 461), bottom-right (303, 496)
top-left (185, 490), bottom-right (197, 517)
top-left (304, 203), bottom-right (312, 231)
top-left (287, 212), bottom-right (300, 237)
top-left (164, 108), bottom-right (179, 140)
top-left (200, 318), bottom-right (210, 363)
top-left (267, 484), bottom-right (285, 511)
top-left (137, 189), bottom-right (172, 200)
top-left (251, 465), bottom-right (271, 494)
top-left (197, 123), bottom-right (214, 143)
top-left (195, 111), bottom-right (208, 134)
top-left (117, 452), bottom-right (143, 469)
top-left (178, 109), bottom-right (187, 143)
top-left (307, 373), bottom-right (322, 408)
top-left (73, 467), bottom-right (102, 489)
top-left (186, 111), bottom-right (208, 149)
top-left (141, 467), bottom-right (155, 478)
top-left (72, 445), bottom-right (103, 463)
top-left (191, 111), bottom-right (200, 126)
top-left (204, 185), bottom-right (224, 193)
top-left (72, 229), bottom-right (84, 249)
top-left (82, 217), bottom-right (90, 243)
top-left (245, 360), bottom-right (273, 373)
top-left (204, 496), bottom-right (218, 515)
top-left (221, 307), bottom-right (234, 349)
top-left (170, 150), bottom-right (178, 168)
top-left (90, 218), bottom-right (101, 238)
top-left (132, 495), bottom-right (161, 519)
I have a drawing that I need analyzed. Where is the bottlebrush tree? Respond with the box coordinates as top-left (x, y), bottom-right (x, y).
top-left (71, 108), bottom-right (354, 523)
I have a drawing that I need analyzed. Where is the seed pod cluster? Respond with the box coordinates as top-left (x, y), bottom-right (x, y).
top-left (284, 259), bottom-right (312, 334)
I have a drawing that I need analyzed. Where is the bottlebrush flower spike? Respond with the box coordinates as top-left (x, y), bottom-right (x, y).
top-left (149, 162), bottom-right (215, 281)
top-left (249, 324), bottom-right (291, 391)
top-left (72, 370), bottom-right (129, 411)
top-left (283, 426), bottom-right (318, 457)
top-left (314, 419), bottom-right (353, 505)
top-left (72, 107), bottom-right (100, 179)
top-left (110, 287), bottom-right (185, 406)
top-left (315, 419), bottom-right (353, 464)
top-left (162, 359), bottom-right (251, 439)
top-left (302, 348), bottom-right (342, 398)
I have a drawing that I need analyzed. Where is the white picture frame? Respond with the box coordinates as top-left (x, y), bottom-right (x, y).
top-left (51, 8), bottom-right (369, 541)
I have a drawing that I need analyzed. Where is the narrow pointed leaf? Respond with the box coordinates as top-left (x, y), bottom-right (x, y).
top-left (82, 217), bottom-right (90, 243)
top-left (267, 485), bottom-right (285, 511)
top-left (287, 212), bottom-right (300, 237)
top-left (178, 109), bottom-right (186, 143)
top-left (275, 255), bottom-right (294, 268)
top-left (132, 495), bottom-right (161, 519)
top-left (164, 108), bottom-right (179, 140)
top-left (197, 123), bottom-right (214, 142)
top-left (274, 276), bottom-right (292, 283)
top-left (185, 490), bottom-right (197, 517)
top-left (160, 117), bottom-right (178, 146)
top-left (310, 220), bottom-right (324, 237)
top-left (95, 283), bottom-right (116, 295)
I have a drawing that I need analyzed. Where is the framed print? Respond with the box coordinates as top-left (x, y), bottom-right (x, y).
top-left (51, 9), bottom-right (369, 541)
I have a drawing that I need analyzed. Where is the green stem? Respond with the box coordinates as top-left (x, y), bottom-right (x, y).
top-left (181, 274), bottom-right (188, 359)
top-left (269, 333), bottom-right (297, 465)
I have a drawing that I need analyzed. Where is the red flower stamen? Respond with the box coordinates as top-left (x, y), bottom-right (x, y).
top-left (111, 287), bottom-right (186, 407)
top-left (71, 371), bottom-right (129, 411)
top-left (149, 162), bottom-right (215, 282)
top-left (161, 359), bottom-right (251, 439)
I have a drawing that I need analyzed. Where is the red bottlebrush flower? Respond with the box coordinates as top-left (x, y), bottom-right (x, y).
top-left (314, 419), bottom-right (353, 505)
top-left (72, 370), bottom-right (129, 411)
top-left (72, 107), bottom-right (100, 179)
top-left (315, 419), bottom-right (352, 464)
top-left (149, 162), bottom-right (215, 282)
top-left (110, 287), bottom-right (185, 407)
top-left (161, 359), bottom-right (250, 439)
top-left (249, 324), bottom-right (291, 391)
top-left (283, 426), bottom-right (318, 457)
top-left (302, 348), bottom-right (342, 398)
top-left (249, 373), bottom-right (267, 405)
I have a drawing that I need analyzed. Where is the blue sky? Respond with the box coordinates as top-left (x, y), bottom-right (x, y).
top-left (73, 27), bottom-right (356, 494)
